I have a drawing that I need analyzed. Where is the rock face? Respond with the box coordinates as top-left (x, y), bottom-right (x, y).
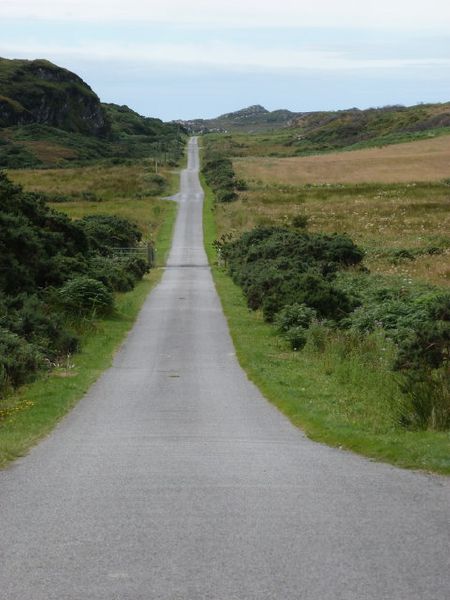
top-left (0, 58), bottom-right (110, 136)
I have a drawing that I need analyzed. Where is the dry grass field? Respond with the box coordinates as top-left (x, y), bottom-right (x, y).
top-left (234, 135), bottom-right (450, 185)
top-left (218, 136), bottom-right (450, 287)
top-left (9, 163), bottom-right (169, 202)
top-left (213, 181), bottom-right (450, 288)
top-left (9, 163), bottom-right (178, 243)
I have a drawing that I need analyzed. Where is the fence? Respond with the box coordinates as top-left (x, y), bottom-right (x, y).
top-left (110, 243), bottom-right (155, 267)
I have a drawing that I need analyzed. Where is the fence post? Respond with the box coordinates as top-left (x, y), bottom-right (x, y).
top-left (147, 243), bottom-right (155, 267)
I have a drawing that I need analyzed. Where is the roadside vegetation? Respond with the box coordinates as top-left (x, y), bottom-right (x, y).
top-left (201, 152), bottom-right (240, 203)
top-left (0, 163), bottom-right (178, 467)
top-left (202, 134), bottom-right (450, 473)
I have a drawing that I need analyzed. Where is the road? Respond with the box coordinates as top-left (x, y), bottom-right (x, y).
top-left (0, 137), bottom-right (449, 599)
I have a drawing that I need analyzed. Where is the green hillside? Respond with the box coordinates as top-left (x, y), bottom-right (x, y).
top-left (201, 102), bottom-right (450, 156)
top-left (0, 58), bottom-right (186, 168)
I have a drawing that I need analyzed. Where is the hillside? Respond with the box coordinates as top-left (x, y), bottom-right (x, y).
top-left (0, 57), bottom-right (185, 168)
top-left (0, 58), bottom-right (109, 136)
top-left (175, 105), bottom-right (302, 134)
top-left (198, 102), bottom-right (450, 156)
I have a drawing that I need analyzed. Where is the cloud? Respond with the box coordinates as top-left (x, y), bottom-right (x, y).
top-left (1, 39), bottom-right (449, 73)
top-left (1, 0), bottom-right (450, 29)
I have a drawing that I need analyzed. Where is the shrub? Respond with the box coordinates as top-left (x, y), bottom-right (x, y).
top-left (275, 303), bottom-right (317, 333)
top-left (399, 369), bottom-right (450, 431)
top-left (236, 179), bottom-right (248, 191)
top-left (79, 214), bottom-right (141, 254)
top-left (58, 276), bottom-right (114, 316)
top-left (124, 256), bottom-right (149, 280)
top-left (0, 172), bottom-right (150, 397)
top-left (202, 153), bottom-right (238, 202)
top-left (216, 189), bottom-right (238, 203)
top-left (291, 215), bottom-right (309, 229)
top-left (220, 226), bottom-right (362, 322)
top-left (87, 256), bottom-right (135, 292)
top-left (142, 173), bottom-right (166, 196)
top-left (6, 294), bottom-right (78, 358)
top-left (0, 327), bottom-right (44, 396)
top-left (284, 326), bottom-right (308, 351)
top-left (395, 322), bottom-right (450, 371)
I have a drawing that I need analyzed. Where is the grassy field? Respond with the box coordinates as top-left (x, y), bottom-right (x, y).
top-left (235, 135), bottom-right (450, 184)
top-left (208, 139), bottom-right (450, 288)
top-left (9, 162), bottom-right (179, 260)
top-left (0, 163), bottom-right (179, 468)
top-left (203, 179), bottom-right (450, 475)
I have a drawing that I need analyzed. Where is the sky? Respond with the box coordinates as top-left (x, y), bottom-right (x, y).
top-left (1, 0), bottom-right (450, 121)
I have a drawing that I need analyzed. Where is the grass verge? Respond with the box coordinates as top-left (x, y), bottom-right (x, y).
top-left (202, 178), bottom-right (450, 475)
top-left (0, 194), bottom-right (178, 469)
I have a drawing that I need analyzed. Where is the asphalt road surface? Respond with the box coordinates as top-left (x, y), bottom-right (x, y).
top-left (1, 138), bottom-right (449, 600)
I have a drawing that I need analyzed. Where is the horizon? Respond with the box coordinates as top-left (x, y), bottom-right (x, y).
top-left (1, 1), bottom-right (450, 121)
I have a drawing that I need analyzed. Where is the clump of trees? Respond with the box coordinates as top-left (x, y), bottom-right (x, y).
top-left (0, 172), bottom-right (149, 397)
top-left (218, 225), bottom-right (450, 430)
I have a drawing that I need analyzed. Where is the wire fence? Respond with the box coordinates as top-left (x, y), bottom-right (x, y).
top-left (110, 244), bottom-right (155, 267)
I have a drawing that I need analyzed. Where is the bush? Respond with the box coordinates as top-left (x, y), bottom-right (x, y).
top-left (79, 214), bottom-right (141, 254)
top-left (284, 326), bottom-right (308, 351)
top-left (202, 153), bottom-right (238, 202)
top-left (400, 369), bottom-right (450, 431)
top-left (87, 256), bottom-right (135, 292)
top-left (0, 327), bottom-right (44, 395)
top-left (220, 227), bottom-right (362, 323)
top-left (124, 256), bottom-right (149, 280)
top-left (275, 303), bottom-right (317, 333)
top-left (0, 172), bottom-right (149, 397)
top-left (58, 276), bottom-right (114, 316)
top-left (395, 321), bottom-right (450, 371)
top-left (142, 173), bottom-right (166, 196)
top-left (5, 293), bottom-right (78, 358)
top-left (291, 215), bottom-right (309, 229)
top-left (216, 189), bottom-right (238, 203)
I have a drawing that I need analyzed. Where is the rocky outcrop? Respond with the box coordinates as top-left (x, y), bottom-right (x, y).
top-left (0, 58), bottom-right (110, 136)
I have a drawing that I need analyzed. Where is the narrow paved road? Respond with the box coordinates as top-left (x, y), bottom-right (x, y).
top-left (1, 138), bottom-right (449, 600)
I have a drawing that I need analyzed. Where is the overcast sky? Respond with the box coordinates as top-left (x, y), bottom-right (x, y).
top-left (1, 0), bottom-right (450, 120)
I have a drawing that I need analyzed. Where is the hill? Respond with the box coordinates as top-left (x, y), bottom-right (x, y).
top-left (0, 57), bottom-right (185, 168)
top-left (0, 58), bottom-right (109, 136)
top-left (204, 102), bottom-right (450, 157)
top-left (174, 105), bottom-right (302, 134)
top-left (286, 103), bottom-right (450, 154)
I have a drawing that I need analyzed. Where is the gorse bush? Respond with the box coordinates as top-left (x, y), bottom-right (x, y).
top-left (218, 226), bottom-right (450, 430)
top-left (219, 226), bottom-right (363, 321)
top-left (202, 153), bottom-right (238, 202)
top-left (58, 277), bottom-right (114, 316)
top-left (0, 327), bottom-right (44, 396)
top-left (275, 303), bottom-right (317, 333)
top-left (79, 214), bottom-right (142, 254)
top-left (0, 172), bottom-right (150, 398)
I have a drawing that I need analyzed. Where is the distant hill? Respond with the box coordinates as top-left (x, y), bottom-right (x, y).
top-left (199, 102), bottom-right (450, 157)
top-left (0, 57), bottom-right (185, 168)
top-left (286, 104), bottom-right (450, 154)
top-left (174, 105), bottom-right (302, 134)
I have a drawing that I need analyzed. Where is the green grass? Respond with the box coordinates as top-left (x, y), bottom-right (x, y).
top-left (202, 180), bottom-right (450, 475)
top-left (0, 196), bottom-right (178, 469)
